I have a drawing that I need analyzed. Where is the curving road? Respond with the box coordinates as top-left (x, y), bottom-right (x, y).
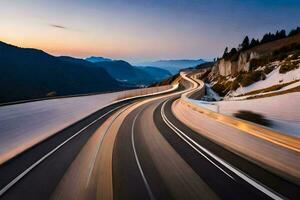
top-left (0, 74), bottom-right (299, 200)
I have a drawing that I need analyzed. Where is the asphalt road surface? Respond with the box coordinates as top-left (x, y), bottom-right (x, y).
top-left (0, 80), bottom-right (299, 200)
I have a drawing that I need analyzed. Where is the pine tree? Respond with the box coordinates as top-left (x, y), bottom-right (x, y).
top-left (288, 27), bottom-right (300, 37)
top-left (241, 36), bottom-right (250, 50)
top-left (229, 48), bottom-right (237, 55)
top-left (249, 38), bottom-right (259, 48)
top-left (222, 47), bottom-right (228, 58)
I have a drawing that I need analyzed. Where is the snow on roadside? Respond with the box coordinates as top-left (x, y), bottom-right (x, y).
top-left (218, 92), bottom-right (300, 138)
top-left (188, 99), bottom-right (219, 113)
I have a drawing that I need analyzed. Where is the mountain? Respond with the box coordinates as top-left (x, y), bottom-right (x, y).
top-left (59, 56), bottom-right (100, 67)
top-left (61, 56), bottom-right (169, 85)
top-left (137, 59), bottom-right (206, 74)
top-left (93, 60), bottom-right (160, 85)
top-left (137, 66), bottom-right (172, 81)
top-left (0, 41), bottom-right (122, 103)
top-left (85, 56), bottom-right (112, 63)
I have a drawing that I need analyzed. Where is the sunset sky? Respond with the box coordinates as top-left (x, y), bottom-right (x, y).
top-left (1, 0), bottom-right (300, 63)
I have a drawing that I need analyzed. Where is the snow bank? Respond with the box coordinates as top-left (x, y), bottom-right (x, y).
top-left (188, 99), bottom-right (219, 112)
top-left (218, 92), bottom-right (300, 137)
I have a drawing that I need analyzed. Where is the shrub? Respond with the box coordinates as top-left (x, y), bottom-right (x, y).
top-left (239, 70), bottom-right (266, 87)
top-left (212, 82), bottom-right (230, 96)
top-left (211, 76), bottom-right (233, 96)
top-left (279, 62), bottom-right (299, 73)
top-left (249, 57), bottom-right (269, 70)
top-left (263, 66), bottom-right (274, 74)
top-left (234, 110), bottom-right (272, 127)
top-left (273, 43), bottom-right (300, 61)
top-left (230, 79), bottom-right (240, 91)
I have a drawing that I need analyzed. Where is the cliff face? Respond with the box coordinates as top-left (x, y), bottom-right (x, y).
top-left (213, 34), bottom-right (300, 78)
top-left (214, 51), bottom-right (260, 77)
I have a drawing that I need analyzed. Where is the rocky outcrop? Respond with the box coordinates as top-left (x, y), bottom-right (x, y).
top-left (211, 33), bottom-right (300, 78)
top-left (214, 51), bottom-right (260, 77)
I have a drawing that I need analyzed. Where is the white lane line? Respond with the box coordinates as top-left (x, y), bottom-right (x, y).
top-left (160, 101), bottom-right (235, 180)
top-left (85, 103), bottom-right (134, 187)
top-left (0, 81), bottom-right (179, 196)
top-left (85, 85), bottom-right (179, 187)
top-left (0, 104), bottom-right (125, 197)
top-left (161, 100), bottom-right (285, 200)
top-left (131, 108), bottom-right (156, 200)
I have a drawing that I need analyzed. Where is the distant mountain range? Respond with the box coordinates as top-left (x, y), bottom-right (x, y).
top-left (85, 56), bottom-right (112, 63)
top-left (84, 57), bottom-right (172, 84)
top-left (136, 66), bottom-right (172, 81)
top-left (0, 41), bottom-right (172, 103)
top-left (136, 59), bottom-right (206, 74)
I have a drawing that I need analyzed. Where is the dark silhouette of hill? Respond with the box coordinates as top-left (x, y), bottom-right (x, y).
top-left (137, 66), bottom-right (172, 81)
top-left (137, 59), bottom-right (206, 74)
top-left (0, 41), bottom-right (122, 103)
top-left (93, 60), bottom-right (156, 85)
top-left (63, 56), bottom-right (171, 85)
top-left (85, 56), bottom-right (112, 63)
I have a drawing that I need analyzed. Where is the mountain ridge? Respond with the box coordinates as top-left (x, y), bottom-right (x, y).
top-left (0, 41), bottom-right (122, 103)
top-left (85, 56), bottom-right (112, 63)
top-left (136, 59), bottom-right (206, 74)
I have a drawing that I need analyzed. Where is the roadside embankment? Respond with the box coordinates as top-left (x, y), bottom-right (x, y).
top-left (172, 73), bottom-right (300, 183)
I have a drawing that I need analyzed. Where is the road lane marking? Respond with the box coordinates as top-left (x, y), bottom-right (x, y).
top-left (0, 104), bottom-right (125, 197)
top-left (161, 100), bottom-right (235, 180)
top-left (0, 81), bottom-right (181, 196)
top-left (161, 100), bottom-right (285, 200)
top-left (85, 85), bottom-right (180, 188)
top-left (85, 103), bottom-right (135, 188)
top-left (132, 108), bottom-right (156, 200)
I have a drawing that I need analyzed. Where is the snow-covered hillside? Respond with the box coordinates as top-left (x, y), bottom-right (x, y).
top-left (229, 59), bottom-right (300, 98)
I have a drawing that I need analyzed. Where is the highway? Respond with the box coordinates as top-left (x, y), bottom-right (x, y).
top-left (0, 73), bottom-right (299, 200)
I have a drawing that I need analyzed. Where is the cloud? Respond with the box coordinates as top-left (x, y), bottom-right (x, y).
top-left (49, 24), bottom-right (67, 29)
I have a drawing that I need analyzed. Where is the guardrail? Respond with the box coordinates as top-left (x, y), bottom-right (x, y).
top-left (180, 74), bottom-right (300, 152)
top-left (175, 72), bottom-right (300, 181)
top-left (115, 85), bottom-right (172, 101)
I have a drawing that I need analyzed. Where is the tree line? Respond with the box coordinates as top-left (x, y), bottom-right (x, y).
top-left (222, 26), bottom-right (300, 60)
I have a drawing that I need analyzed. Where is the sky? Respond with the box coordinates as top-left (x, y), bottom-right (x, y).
top-left (0, 0), bottom-right (300, 63)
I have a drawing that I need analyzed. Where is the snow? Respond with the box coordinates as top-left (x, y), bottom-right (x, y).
top-left (230, 65), bottom-right (300, 97)
top-left (188, 99), bottom-right (219, 112)
top-left (217, 92), bottom-right (300, 138)
top-left (227, 80), bottom-right (300, 100)
top-left (205, 84), bottom-right (221, 101)
top-left (173, 100), bottom-right (300, 177)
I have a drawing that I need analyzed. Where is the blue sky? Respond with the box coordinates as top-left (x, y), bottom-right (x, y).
top-left (0, 0), bottom-right (299, 62)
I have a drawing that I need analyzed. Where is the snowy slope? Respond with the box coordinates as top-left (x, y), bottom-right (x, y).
top-left (230, 62), bottom-right (300, 97)
top-left (218, 92), bottom-right (300, 137)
